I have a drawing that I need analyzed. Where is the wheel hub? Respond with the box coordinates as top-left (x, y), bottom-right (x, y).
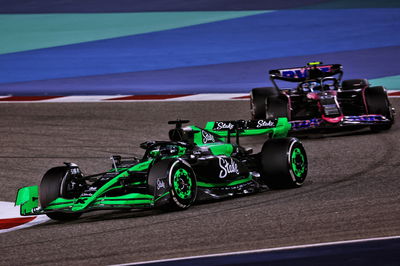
top-left (291, 148), bottom-right (306, 177)
top-left (173, 168), bottom-right (192, 199)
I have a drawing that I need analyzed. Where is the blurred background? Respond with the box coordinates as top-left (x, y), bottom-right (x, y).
top-left (0, 0), bottom-right (399, 96)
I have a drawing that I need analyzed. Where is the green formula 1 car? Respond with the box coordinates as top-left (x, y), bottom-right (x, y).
top-left (16, 118), bottom-right (307, 221)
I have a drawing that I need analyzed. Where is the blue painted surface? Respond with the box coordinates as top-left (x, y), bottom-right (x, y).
top-left (1, 46), bottom-right (399, 95)
top-left (1, 9), bottom-right (400, 85)
top-left (139, 238), bottom-right (400, 266)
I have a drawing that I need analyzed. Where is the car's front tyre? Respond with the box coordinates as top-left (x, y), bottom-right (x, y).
top-left (364, 86), bottom-right (394, 131)
top-left (341, 79), bottom-right (369, 90)
top-left (148, 159), bottom-right (197, 211)
top-left (260, 138), bottom-right (307, 189)
top-left (40, 167), bottom-right (83, 221)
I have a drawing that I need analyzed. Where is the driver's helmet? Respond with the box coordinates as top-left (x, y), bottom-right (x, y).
top-left (300, 81), bottom-right (320, 92)
top-left (308, 81), bottom-right (320, 91)
top-left (148, 144), bottom-right (181, 159)
top-left (160, 145), bottom-right (179, 156)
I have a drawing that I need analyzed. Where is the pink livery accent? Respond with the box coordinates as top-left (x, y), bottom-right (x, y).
top-left (282, 92), bottom-right (292, 120)
top-left (361, 86), bottom-right (369, 114)
top-left (322, 114), bottom-right (344, 123)
top-left (306, 92), bottom-right (319, 100)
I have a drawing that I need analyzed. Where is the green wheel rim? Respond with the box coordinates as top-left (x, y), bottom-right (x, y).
top-left (291, 147), bottom-right (306, 178)
top-left (173, 168), bottom-right (192, 200)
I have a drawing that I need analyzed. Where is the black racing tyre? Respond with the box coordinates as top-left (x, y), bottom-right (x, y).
top-left (260, 138), bottom-right (307, 189)
top-left (40, 167), bottom-right (82, 221)
top-left (148, 159), bottom-right (197, 210)
top-left (364, 86), bottom-right (394, 131)
top-left (341, 79), bottom-right (369, 90)
top-left (266, 95), bottom-right (289, 119)
top-left (250, 87), bottom-right (278, 119)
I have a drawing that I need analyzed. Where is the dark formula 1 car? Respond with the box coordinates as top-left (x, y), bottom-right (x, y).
top-left (16, 118), bottom-right (307, 221)
top-left (250, 62), bottom-right (395, 133)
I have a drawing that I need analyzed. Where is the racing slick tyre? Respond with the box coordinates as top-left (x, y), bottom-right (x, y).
top-left (148, 159), bottom-right (197, 211)
top-left (250, 87), bottom-right (278, 119)
top-left (341, 79), bottom-right (369, 90)
top-left (40, 167), bottom-right (82, 221)
top-left (364, 86), bottom-right (394, 131)
top-left (260, 138), bottom-right (307, 189)
top-left (266, 95), bottom-right (289, 119)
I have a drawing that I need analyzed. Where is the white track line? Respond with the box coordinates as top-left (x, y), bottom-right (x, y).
top-left (45, 95), bottom-right (118, 102)
top-left (116, 235), bottom-right (400, 265)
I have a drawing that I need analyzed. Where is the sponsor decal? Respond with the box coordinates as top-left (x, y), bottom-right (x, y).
top-left (290, 119), bottom-right (322, 130)
top-left (81, 186), bottom-right (97, 196)
top-left (156, 179), bottom-right (166, 190)
top-left (217, 183), bottom-right (252, 191)
top-left (202, 130), bottom-right (216, 143)
top-left (280, 65), bottom-right (332, 79)
top-left (246, 119), bottom-right (276, 129)
top-left (214, 121), bottom-right (235, 130)
top-left (193, 150), bottom-right (202, 155)
top-left (290, 115), bottom-right (388, 130)
top-left (256, 120), bottom-right (275, 128)
top-left (344, 115), bottom-right (387, 122)
top-left (70, 168), bottom-right (80, 175)
top-left (218, 157), bottom-right (240, 178)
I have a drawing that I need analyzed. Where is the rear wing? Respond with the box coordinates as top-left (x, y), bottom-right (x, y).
top-left (204, 117), bottom-right (291, 138)
top-left (269, 63), bottom-right (343, 82)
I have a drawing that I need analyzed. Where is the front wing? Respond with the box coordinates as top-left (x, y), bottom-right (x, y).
top-left (15, 185), bottom-right (167, 216)
top-left (290, 114), bottom-right (391, 131)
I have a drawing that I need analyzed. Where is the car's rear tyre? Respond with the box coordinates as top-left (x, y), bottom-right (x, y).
top-left (341, 79), bottom-right (369, 90)
top-left (266, 95), bottom-right (289, 119)
top-left (149, 159), bottom-right (197, 210)
top-left (260, 138), bottom-right (307, 189)
top-left (40, 167), bottom-right (82, 221)
top-left (250, 87), bottom-right (278, 119)
top-left (364, 86), bottom-right (394, 131)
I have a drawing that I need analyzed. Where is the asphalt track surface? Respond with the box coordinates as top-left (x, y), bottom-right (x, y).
top-left (0, 99), bottom-right (399, 265)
